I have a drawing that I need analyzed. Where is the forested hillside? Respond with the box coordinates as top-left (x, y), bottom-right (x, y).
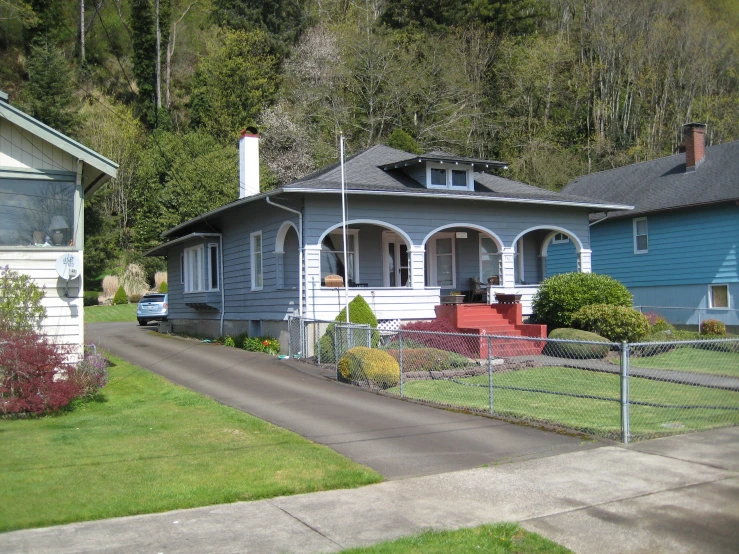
top-left (1, 0), bottom-right (738, 283)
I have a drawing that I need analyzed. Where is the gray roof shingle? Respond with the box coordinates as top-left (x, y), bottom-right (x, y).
top-left (562, 140), bottom-right (739, 218)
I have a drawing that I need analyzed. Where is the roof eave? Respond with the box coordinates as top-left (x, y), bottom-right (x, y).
top-left (144, 232), bottom-right (223, 257)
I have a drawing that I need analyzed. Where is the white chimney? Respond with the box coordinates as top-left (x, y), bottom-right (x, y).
top-left (239, 129), bottom-right (260, 198)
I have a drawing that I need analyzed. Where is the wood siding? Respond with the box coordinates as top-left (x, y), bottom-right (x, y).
top-left (0, 118), bottom-right (77, 171)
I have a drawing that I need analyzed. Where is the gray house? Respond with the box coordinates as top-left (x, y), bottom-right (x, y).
top-left (147, 133), bottom-right (629, 341)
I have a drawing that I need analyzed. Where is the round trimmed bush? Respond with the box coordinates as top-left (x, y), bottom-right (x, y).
top-left (701, 319), bottom-right (726, 337)
top-left (531, 273), bottom-right (632, 330)
top-left (111, 285), bottom-right (128, 305)
top-left (159, 281), bottom-right (168, 293)
top-left (338, 347), bottom-right (400, 387)
top-left (571, 304), bottom-right (650, 343)
top-left (544, 328), bottom-right (610, 359)
top-left (318, 295), bottom-right (380, 362)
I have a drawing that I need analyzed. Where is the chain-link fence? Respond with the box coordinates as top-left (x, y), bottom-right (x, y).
top-left (288, 317), bottom-right (739, 443)
top-left (635, 305), bottom-right (739, 333)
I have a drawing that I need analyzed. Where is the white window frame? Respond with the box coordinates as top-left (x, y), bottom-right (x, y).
top-left (426, 163), bottom-right (473, 191)
top-left (428, 232), bottom-right (456, 288)
top-left (382, 231), bottom-right (410, 287)
top-left (633, 217), bottom-right (648, 254)
top-left (552, 232), bottom-right (569, 244)
top-left (180, 253), bottom-right (184, 285)
top-left (322, 229), bottom-right (360, 285)
top-left (479, 236), bottom-right (501, 282)
top-left (708, 284), bottom-right (730, 309)
top-left (207, 242), bottom-right (219, 291)
top-left (251, 231), bottom-right (263, 291)
top-left (183, 245), bottom-right (204, 293)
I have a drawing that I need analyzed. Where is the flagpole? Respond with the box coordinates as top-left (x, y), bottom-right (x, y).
top-left (340, 133), bottom-right (350, 324)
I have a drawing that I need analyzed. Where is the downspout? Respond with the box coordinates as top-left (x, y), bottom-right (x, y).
top-left (265, 197), bottom-right (304, 317)
top-left (219, 234), bottom-right (225, 336)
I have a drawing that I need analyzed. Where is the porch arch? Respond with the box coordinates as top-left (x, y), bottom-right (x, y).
top-left (421, 223), bottom-right (503, 250)
top-left (511, 226), bottom-right (584, 253)
top-left (316, 219), bottom-right (413, 247)
top-left (275, 220), bottom-right (299, 253)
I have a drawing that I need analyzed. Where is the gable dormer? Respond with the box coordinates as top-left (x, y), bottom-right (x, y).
top-left (379, 151), bottom-right (507, 192)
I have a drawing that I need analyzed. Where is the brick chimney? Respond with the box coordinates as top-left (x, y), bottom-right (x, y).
top-left (683, 123), bottom-right (707, 172)
top-left (239, 128), bottom-right (260, 198)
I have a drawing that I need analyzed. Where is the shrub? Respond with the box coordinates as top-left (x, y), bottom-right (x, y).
top-left (0, 329), bottom-right (80, 415)
top-left (318, 296), bottom-right (380, 362)
top-left (223, 336), bottom-right (235, 347)
top-left (0, 266), bottom-right (46, 332)
top-left (384, 348), bottom-right (471, 372)
top-left (83, 291), bottom-right (100, 306)
top-left (72, 349), bottom-right (109, 399)
top-left (338, 347), bottom-right (400, 387)
top-left (701, 319), bottom-right (726, 337)
top-left (111, 285), bottom-right (128, 305)
top-left (129, 293), bottom-right (143, 303)
top-left (158, 281), bottom-right (169, 293)
top-left (544, 328), bottom-right (610, 359)
top-left (571, 304), bottom-right (650, 343)
top-left (101, 275), bottom-right (119, 300)
top-left (243, 336), bottom-right (280, 355)
top-left (396, 318), bottom-right (477, 358)
top-left (121, 263), bottom-right (149, 298)
top-left (531, 273), bottom-right (632, 330)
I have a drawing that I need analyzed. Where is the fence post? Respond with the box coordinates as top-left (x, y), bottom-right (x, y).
top-left (620, 342), bottom-right (630, 444)
top-left (487, 335), bottom-right (493, 415)
top-left (399, 329), bottom-right (404, 398)
top-left (334, 326), bottom-right (339, 381)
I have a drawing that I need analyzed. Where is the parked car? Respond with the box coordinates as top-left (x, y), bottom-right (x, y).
top-left (136, 293), bottom-right (168, 326)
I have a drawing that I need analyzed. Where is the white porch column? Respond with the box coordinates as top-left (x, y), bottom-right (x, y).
top-left (303, 244), bottom-right (322, 319)
top-left (500, 247), bottom-right (516, 288)
top-left (579, 249), bottom-right (592, 273)
top-left (408, 245), bottom-right (426, 289)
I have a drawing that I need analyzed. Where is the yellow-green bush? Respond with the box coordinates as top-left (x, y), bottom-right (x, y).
top-left (338, 347), bottom-right (400, 387)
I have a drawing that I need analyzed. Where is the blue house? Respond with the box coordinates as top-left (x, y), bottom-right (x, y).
top-left (562, 124), bottom-right (739, 329)
top-left (146, 133), bottom-right (628, 343)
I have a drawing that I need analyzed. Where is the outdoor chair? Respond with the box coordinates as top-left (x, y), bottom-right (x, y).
top-left (470, 277), bottom-right (486, 302)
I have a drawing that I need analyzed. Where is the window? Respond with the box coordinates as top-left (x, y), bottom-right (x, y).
top-left (634, 217), bottom-right (648, 253)
top-left (709, 285), bottom-right (729, 309)
top-left (479, 237), bottom-right (500, 282)
top-left (321, 230), bottom-right (359, 285)
top-left (251, 232), bottom-right (263, 290)
top-left (552, 232), bottom-right (569, 244)
top-left (426, 164), bottom-right (472, 190)
top-left (0, 179), bottom-right (76, 247)
top-left (183, 244), bottom-right (220, 293)
top-left (428, 233), bottom-right (456, 288)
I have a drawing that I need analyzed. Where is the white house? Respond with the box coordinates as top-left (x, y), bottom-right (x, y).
top-left (0, 91), bottom-right (118, 355)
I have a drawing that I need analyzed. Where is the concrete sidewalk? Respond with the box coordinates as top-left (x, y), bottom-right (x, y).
top-left (3, 426), bottom-right (738, 553)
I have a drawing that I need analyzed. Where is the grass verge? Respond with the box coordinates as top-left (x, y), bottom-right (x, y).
top-left (339, 523), bottom-right (572, 553)
top-left (84, 303), bottom-right (137, 323)
top-left (0, 355), bottom-right (382, 532)
top-left (394, 366), bottom-right (739, 440)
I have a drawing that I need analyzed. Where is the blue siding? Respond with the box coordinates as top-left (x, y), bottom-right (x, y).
top-left (591, 203), bottom-right (738, 287)
top-left (631, 284), bottom-right (738, 326)
top-left (547, 240), bottom-right (578, 277)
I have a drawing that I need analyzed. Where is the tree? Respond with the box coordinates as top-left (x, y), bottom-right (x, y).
top-left (189, 28), bottom-right (279, 143)
top-left (131, 0), bottom-right (157, 126)
top-left (23, 41), bottom-right (81, 136)
top-left (386, 128), bottom-right (421, 153)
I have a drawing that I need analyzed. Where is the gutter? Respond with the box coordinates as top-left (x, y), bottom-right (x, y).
top-left (265, 197), bottom-right (304, 317)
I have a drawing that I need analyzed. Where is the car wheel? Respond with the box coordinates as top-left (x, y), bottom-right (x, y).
top-left (138, 319), bottom-right (147, 326)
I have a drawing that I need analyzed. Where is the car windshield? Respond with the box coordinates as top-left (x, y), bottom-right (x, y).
top-left (141, 295), bottom-right (165, 302)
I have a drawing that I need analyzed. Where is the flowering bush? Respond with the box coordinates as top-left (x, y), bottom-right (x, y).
top-left (72, 348), bottom-right (109, 399)
top-left (242, 336), bottom-right (280, 355)
top-left (0, 329), bottom-right (79, 415)
top-left (0, 266), bottom-right (46, 332)
top-left (701, 319), bottom-right (726, 337)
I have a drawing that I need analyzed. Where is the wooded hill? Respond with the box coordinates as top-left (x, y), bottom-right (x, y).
top-left (1, 0), bottom-right (738, 283)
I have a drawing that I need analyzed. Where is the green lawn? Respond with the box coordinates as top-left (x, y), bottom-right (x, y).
top-left (0, 355), bottom-right (381, 532)
top-left (84, 303), bottom-right (137, 323)
top-left (627, 346), bottom-right (739, 377)
top-left (340, 523), bottom-right (571, 554)
top-left (394, 366), bottom-right (739, 440)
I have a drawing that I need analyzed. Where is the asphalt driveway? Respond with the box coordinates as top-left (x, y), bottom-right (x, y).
top-left (87, 322), bottom-right (601, 479)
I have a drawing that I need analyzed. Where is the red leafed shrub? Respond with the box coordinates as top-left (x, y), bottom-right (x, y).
top-left (396, 318), bottom-right (477, 357)
top-left (701, 319), bottom-right (726, 337)
top-left (0, 329), bottom-right (81, 415)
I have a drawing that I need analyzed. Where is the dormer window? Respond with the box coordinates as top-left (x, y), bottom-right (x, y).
top-left (426, 163), bottom-right (473, 190)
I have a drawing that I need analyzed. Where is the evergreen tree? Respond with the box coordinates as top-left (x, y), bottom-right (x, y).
top-left (131, 0), bottom-right (157, 126)
top-left (23, 41), bottom-right (80, 136)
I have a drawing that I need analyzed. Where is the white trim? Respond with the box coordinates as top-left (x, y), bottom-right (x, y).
top-left (633, 217), bottom-right (648, 254)
top-left (183, 244), bottom-right (204, 293)
top-left (382, 231), bottom-right (410, 287)
top-left (274, 220), bottom-right (299, 253)
top-left (316, 219), bottom-right (412, 249)
top-left (512, 225), bottom-right (584, 253)
top-left (207, 242), bottom-right (219, 291)
top-left (323, 229), bottom-right (360, 284)
top-left (428, 232), bottom-right (456, 288)
top-left (479, 235), bottom-right (501, 281)
top-left (180, 253), bottom-right (184, 285)
top-left (708, 284), bottom-right (730, 309)
top-left (422, 223), bottom-right (503, 250)
top-left (425, 162), bottom-right (473, 191)
top-left (251, 231), bottom-right (263, 291)
top-left (552, 232), bottom-right (569, 244)
top-left (516, 238), bottom-right (525, 284)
